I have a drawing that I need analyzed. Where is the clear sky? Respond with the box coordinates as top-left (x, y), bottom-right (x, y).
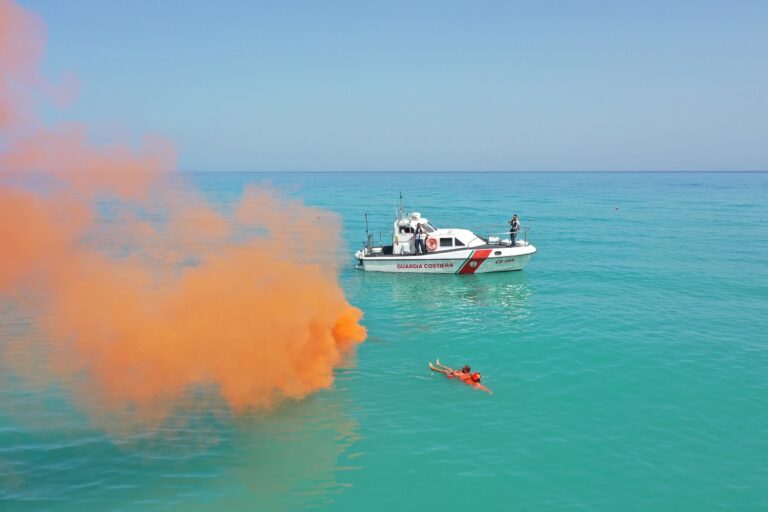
top-left (22, 0), bottom-right (768, 172)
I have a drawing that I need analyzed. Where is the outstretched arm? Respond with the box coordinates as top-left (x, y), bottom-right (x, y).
top-left (474, 383), bottom-right (493, 394)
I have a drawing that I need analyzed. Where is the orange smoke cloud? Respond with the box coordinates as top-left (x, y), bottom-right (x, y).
top-left (0, 0), bottom-right (366, 425)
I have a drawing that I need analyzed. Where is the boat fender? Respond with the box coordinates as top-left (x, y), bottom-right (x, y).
top-left (426, 237), bottom-right (438, 252)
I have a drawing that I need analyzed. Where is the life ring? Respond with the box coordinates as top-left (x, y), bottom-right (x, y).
top-left (426, 237), bottom-right (438, 252)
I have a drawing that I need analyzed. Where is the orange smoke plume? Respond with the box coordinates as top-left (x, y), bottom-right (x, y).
top-left (0, 0), bottom-right (366, 425)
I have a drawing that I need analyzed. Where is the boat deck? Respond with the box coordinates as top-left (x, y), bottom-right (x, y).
top-left (363, 242), bottom-right (527, 258)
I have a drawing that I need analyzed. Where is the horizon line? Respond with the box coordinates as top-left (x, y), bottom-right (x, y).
top-left (183, 169), bottom-right (768, 174)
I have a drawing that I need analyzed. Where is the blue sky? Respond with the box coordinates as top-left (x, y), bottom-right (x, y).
top-left (24, 0), bottom-right (768, 171)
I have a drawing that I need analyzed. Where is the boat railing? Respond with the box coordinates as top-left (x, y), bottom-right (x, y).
top-left (360, 224), bottom-right (531, 253)
top-left (361, 231), bottom-right (392, 255)
top-left (478, 225), bottom-right (531, 245)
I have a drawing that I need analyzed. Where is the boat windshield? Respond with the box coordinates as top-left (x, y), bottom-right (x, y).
top-left (423, 222), bottom-right (437, 232)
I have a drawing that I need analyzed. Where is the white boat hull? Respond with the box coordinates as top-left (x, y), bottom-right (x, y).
top-left (356, 245), bottom-right (536, 274)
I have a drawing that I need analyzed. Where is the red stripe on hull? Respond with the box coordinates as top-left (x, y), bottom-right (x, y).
top-left (457, 249), bottom-right (492, 274)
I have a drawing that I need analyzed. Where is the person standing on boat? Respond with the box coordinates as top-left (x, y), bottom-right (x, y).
top-left (414, 222), bottom-right (425, 254)
top-left (508, 214), bottom-right (520, 246)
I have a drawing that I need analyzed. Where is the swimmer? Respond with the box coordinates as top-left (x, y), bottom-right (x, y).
top-left (429, 360), bottom-right (492, 393)
top-left (433, 359), bottom-right (470, 379)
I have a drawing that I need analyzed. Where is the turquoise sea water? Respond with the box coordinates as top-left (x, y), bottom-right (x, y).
top-left (2, 172), bottom-right (767, 511)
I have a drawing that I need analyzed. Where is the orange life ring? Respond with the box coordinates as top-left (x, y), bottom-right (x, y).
top-left (426, 237), bottom-right (438, 252)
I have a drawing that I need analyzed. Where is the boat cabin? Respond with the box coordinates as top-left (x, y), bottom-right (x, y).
top-left (392, 212), bottom-right (486, 255)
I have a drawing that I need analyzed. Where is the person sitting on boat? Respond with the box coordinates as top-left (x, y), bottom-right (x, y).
top-left (429, 360), bottom-right (492, 393)
top-left (508, 214), bottom-right (520, 246)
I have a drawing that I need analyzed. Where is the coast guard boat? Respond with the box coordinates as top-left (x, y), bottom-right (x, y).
top-left (354, 198), bottom-right (536, 274)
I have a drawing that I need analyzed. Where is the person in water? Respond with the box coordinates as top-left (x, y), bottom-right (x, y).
top-left (431, 360), bottom-right (467, 378)
top-left (430, 360), bottom-right (492, 393)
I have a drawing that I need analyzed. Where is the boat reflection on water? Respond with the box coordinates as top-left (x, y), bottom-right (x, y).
top-left (352, 270), bottom-right (534, 336)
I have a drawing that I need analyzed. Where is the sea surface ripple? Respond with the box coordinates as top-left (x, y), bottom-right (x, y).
top-left (1, 172), bottom-right (767, 511)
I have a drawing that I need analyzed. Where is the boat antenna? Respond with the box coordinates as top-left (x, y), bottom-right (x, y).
top-left (399, 191), bottom-right (404, 219)
top-left (364, 213), bottom-right (370, 250)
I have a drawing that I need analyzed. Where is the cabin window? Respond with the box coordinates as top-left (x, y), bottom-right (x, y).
top-left (439, 237), bottom-right (453, 247)
top-left (494, 250), bottom-right (502, 255)
top-left (423, 222), bottom-right (437, 232)
top-left (455, 239), bottom-right (465, 247)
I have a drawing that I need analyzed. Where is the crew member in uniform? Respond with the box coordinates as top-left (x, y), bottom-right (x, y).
top-left (414, 222), bottom-right (425, 254)
top-left (508, 214), bottom-right (520, 246)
